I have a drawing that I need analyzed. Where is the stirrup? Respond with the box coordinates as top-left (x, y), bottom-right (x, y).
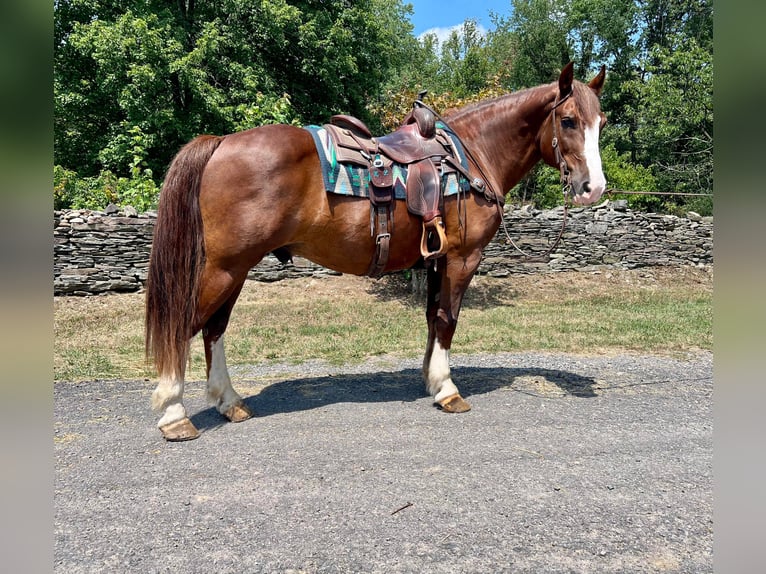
top-left (420, 217), bottom-right (448, 260)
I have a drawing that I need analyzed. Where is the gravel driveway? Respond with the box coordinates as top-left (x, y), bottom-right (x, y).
top-left (55, 351), bottom-right (712, 573)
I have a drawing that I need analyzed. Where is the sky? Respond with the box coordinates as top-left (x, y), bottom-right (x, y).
top-left (407, 0), bottom-right (514, 43)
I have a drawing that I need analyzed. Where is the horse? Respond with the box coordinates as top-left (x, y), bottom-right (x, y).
top-left (145, 62), bottom-right (607, 441)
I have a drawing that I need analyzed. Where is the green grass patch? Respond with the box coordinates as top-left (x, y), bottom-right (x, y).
top-left (54, 269), bottom-right (712, 381)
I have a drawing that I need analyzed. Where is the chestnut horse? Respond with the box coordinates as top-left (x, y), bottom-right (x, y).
top-left (146, 63), bottom-right (607, 441)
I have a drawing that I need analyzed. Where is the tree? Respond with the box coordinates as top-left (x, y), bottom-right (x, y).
top-left (494, 0), bottom-right (713, 210)
top-left (626, 36), bottom-right (712, 200)
top-left (54, 0), bottom-right (713, 214)
top-left (500, 0), bottom-right (572, 87)
top-left (610, 0), bottom-right (713, 209)
top-left (54, 0), bottom-right (416, 188)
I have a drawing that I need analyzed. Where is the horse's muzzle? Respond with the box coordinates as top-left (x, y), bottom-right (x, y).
top-left (571, 179), bottom-right (606, 206)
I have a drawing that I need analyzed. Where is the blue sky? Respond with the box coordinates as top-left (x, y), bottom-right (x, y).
top-left (407, 0), bottom-right (514, 42)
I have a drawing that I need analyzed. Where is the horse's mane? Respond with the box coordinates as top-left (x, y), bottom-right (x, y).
top-left (446, 78), bottom-right (599, 123)
top-left (445, 83), bottom-right (554, 122)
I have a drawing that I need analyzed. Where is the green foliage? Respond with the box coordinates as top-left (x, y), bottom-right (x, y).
top-left (228, 92), bottom-right (297, 132)
top-left (509, 164), bottom-right (566, 209)
top-left (54, 165), bottom-right (159, 212)
top-left (623, 35), bottom-right (713, 199)
top-left (601, 144), bottom-right (657, 191)
top-left (385, 0), bottom-right (712, 213)
top-left (55, 122), bottom-right (160, 211)
top-left (433, 20), bottom-right (493, 97)
top-left (599, 143), bottom-right (662, 212)
top-left (54, 0), bottom-right (713, 216)
top-left (54, 166), bottom-right (115, 211)
top-left (55, 0), bottom-right (416, 184)
top-left (501, 0), bottom-right (572, 86)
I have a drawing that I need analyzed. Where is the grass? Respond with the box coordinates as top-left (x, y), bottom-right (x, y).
top-left (53, 267), bottom-right (712, 382)
top-left (455, 292), bottom-right (711, 353)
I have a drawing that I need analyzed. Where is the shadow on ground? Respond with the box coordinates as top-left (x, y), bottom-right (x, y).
top-left (365, 272), bottom-right (519, 309)
top-left (189, 365), bottom-right (597, 433)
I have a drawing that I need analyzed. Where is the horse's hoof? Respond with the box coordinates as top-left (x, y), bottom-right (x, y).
top-left (223, 402), bottom-right (253, 423)
top-left (438, 394), bottom-right (472, 413)
top-left (160, 417), bottom-right (200, 441)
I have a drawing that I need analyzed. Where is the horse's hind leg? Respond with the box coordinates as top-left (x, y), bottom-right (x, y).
top-left (202, 279), bottom-right (252, 423)
top-left (154, 371), bottom-right (198, 441)
top-left (155, 268), bottom-right (251, 441)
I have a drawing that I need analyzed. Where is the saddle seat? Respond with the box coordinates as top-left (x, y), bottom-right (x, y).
top-left (330, 107), bottom-right (443, 165)
top-left (324, 106), bottom-right (457, 274)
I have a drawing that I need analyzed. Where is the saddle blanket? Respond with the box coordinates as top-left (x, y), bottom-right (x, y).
top-left (304, 123), bottom-right (471, 199)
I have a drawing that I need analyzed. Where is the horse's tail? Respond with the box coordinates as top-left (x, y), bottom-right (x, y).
top-left (145, 135), bottom-right (223, 380)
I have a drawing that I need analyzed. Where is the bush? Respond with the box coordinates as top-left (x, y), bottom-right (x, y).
top-left (509, 164), bottom-right (567, 209)
top-left (599, 143), bottom-right (662, 212)
top-left (54, 165), bottom-right (159, 212)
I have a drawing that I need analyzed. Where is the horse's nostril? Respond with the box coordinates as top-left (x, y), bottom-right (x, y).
top-left (582, 181), bottom-right (591, 194)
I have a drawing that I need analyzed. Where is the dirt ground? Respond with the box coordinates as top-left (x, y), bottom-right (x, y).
top-left (239, 265), bottom-right (714, 306)
top-left (55, 265), bottom-right (713, 316)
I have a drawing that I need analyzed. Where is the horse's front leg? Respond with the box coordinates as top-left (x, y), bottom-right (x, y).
top-left (422, 257), bottom-right (476, 413)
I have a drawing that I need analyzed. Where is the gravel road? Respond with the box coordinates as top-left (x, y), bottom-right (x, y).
top-left (55, 351), bottom-right (712, 573)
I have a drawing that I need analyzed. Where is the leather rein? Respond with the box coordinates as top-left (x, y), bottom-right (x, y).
top-left (414, 90), bottom-right (574, 262)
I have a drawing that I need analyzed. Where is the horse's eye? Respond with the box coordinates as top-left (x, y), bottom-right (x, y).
top-left (561, 117), bottom-right (576, 129)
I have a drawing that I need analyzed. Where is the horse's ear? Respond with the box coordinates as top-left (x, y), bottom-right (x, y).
top-left (559, 62), bottom-right (574, 97)
top-left (588, 65), bottom-right (606, 97)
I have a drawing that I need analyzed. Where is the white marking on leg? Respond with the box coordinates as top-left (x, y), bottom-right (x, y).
top-left (426, 339), bottom-right (460, 402)
top-left (206, 336), bottom-right (243, 413)
top-left (152, 372), bottom-right (188, 428)
top-left (580, 118), bottom-right (606, 203)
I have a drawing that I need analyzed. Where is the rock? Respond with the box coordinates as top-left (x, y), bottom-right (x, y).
top-left (611, 199), bottom-right (628, 211)
top-left (586, 222), bottom-right (609, 235)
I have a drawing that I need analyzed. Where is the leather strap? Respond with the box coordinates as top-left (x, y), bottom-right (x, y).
top-left (366, 205), bottom-right (391, 277)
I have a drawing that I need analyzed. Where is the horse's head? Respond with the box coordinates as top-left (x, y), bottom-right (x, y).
top-left (539, 62), bottom-right (607, 206)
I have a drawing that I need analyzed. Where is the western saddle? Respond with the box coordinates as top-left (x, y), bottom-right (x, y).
top-left (323, 103), bottom-right (467, 277)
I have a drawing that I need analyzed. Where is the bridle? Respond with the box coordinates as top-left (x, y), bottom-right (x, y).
top-left (550, 89), bottom-right (574, 198)
top-left (500, 89), bottom-right (575, 260)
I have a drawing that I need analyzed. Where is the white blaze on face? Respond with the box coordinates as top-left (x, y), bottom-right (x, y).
top-left (575, 117), bottom-right (607, 205)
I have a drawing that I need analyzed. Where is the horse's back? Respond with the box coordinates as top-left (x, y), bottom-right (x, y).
top-left (205, 124), bottom-right (319, 184)
top-left (195, 123), bottom-right (497, 276)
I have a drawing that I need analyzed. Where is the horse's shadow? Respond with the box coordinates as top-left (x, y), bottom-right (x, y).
top-left (189, 365), bottom-right (598, 433)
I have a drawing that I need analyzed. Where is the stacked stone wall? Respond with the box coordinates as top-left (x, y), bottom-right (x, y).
top-left (54, 200), bottom-right (712, 295)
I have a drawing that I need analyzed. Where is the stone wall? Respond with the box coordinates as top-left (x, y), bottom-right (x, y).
top-left (54, 200), bottom-right (713, 295)
top-left (479, 199), bottom-right (713, 276)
